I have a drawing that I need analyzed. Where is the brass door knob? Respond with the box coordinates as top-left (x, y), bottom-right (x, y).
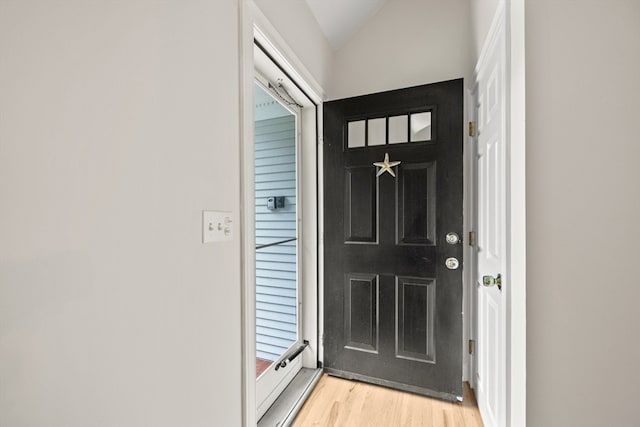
top-left (482, 274), bottom-right (502, 291)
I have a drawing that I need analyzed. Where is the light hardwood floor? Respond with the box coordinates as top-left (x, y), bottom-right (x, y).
top-left (293, 374), bottom-right (483, 427)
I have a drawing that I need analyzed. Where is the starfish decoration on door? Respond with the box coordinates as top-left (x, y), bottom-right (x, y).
top-left (373, 153), bottom-right (401, 177)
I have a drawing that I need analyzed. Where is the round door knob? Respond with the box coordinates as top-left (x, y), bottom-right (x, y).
top-left (446, 232), bottom-right (460, 244)
top-left (445, 257), bottom-right (459, 270)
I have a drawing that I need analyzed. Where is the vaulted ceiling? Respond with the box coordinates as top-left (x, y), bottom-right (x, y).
top-left (304, 0), bottom-right (387, 50)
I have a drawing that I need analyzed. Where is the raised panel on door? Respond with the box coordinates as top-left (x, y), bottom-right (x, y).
top-left (396, 276), bottom-right (435, 363)
top-left (344, 273), bottom-right (379, 353)
top-left (345, 167), bottom-right (378, 243)
top-left (397, 162), bottom-right (436, 245)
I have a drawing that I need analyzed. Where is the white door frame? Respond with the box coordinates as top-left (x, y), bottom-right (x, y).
top-left (505, 0), bottom-right (526, 425)
top-left (239, 1), bottom-right (323, 425)
top-left (469, 1), bottom-right (526, 426)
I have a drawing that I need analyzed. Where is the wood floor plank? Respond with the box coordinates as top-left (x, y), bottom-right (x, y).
top-left (293, 374), bottom-right (484, 427)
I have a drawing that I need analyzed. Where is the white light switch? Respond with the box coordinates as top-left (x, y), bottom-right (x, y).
top-left (202, 211), bottom-right (233, 243)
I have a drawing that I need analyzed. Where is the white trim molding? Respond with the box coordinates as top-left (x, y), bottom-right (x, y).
top-left (250, 3), bottom-right (324, 105)
top-left (239, 2), bottom-right (257, 425)
top-left (505, 0), bottom-right (526, 425)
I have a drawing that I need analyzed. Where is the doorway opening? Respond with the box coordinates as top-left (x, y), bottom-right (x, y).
top-left (241, 16), bottom-right (323, 424)
top-left (242, 3), bottom-right (525, 425)
top-left (253, 79), bottom-right (303, 416)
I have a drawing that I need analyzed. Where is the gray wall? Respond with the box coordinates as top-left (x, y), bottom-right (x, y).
top-left (470, 0), bottom-right (500, 62)
top-left (526, 1), bottom-right (640, 425)
top-left (0, 1), bottom-right (243, 425)
top-left (0, 0), bottom-right (330, 425)
top-left (255, 116), bottom-right (297, 361)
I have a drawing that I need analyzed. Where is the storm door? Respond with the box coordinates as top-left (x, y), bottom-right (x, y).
top-left (254, 80), bottom-right (302, 418)
top-left (323, 79), bottom-right (464, 400)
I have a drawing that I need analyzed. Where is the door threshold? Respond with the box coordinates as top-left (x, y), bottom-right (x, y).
top-left (324, 367), bottom-right (461, 403)
top-left (258, 368), bottom-right (322, 427)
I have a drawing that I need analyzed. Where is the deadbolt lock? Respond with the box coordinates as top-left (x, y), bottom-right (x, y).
top-left (446, 232), bottom-right (460, 245)
top-left (482, 274), bottom-right (502, 291)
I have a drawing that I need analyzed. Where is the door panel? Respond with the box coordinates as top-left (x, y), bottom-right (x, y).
top-left (397, 162), bottom-right (436, 245)
top-left (344, 167), bottom-right (378, 243)
top-left (344, 273), bottom-right (379, 352)
top-left (324, 80), bottom-right (464, 400)
top-left (475, 13), bottom-right (507, 427)
top-left (396, 276), bottom-right (435, 362)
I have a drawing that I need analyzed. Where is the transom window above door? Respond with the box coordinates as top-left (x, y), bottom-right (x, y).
top-left (346, 111), bottom-right (433, 149)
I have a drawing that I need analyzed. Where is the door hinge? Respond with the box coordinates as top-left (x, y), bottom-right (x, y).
top-left (468, 121), bottom-right (476, 137)
top-left (469, 339), bottom-right (475, 355)
top-left (468, 231), bottom-right (476, 247)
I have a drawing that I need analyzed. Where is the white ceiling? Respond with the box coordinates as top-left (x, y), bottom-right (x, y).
top-left (305, 0), bottom-right (387, 50)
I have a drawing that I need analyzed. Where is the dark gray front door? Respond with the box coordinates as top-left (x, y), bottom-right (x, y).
top-left (323, 79), bottom-right (464, 401)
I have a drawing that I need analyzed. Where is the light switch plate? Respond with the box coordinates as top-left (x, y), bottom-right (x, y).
top-left (202, 211), bottom-right (233, 243)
